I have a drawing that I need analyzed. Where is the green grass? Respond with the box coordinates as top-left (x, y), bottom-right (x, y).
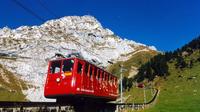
top-left (144, 62), bottom-right (200, 112)
top-left (126, 60), bottom-right (200, 112)
top-left (124, 87), bottom-right (156, 103)
top-left (0, 64), bottom-right (28, 101)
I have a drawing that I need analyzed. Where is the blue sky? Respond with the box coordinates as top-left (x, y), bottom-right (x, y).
top-left (0, 0), bottom-right (200, 51)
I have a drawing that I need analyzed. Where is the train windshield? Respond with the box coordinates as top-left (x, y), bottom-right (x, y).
top-left (49, 59), bottom-right (74, 74)
top-left (62, 59), bottom-right (74, 72)
top-left (49, 60), bottom-right (61, 74)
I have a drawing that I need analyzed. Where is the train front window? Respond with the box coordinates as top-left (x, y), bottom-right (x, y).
top-left (62, 59), bottom-right (74, 72)
top-left (50, 60), bottom-right (61, 74)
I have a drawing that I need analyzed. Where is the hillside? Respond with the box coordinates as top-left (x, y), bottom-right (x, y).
top-left (107, 50), bottom-right (157, 77)
top-left (0, 15), bottom-right (156, 101)
top-left (129, 36), bottom-right (200, 111)
top-left (146, 58), bottom-right (200, 112)
top-left (0, 63), bottom-right (28, 101)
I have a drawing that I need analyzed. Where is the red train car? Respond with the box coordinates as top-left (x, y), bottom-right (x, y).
top-left (44, 57), bottom-right (118, 103)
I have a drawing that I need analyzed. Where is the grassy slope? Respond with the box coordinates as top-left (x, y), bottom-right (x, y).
top-left (107, 50), bottom-right (157, 77)
top-left (124, 87), bottom-right (155, 103)
top-left (144, 62), bottom-right (200, 112)
top-left (0, 64), bottom-right (28, 101)
top-left (130, 51), bottom-right (200, 112)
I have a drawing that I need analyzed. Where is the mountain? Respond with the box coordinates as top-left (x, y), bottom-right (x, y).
top-left (0, 15), bottom-right (156, 101)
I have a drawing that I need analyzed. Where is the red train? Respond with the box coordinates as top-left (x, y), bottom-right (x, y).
top-left (44, 57), bottom-right (118, 103)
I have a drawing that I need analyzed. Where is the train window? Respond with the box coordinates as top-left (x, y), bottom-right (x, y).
top-left (104, 72), bottom-right (106, 81)
top-left (115, 78), bottom-right (117, 85)
top-left (105, 73), bottom-right (107, 81)
top-left (77, 62), bottom-right (82, 74)
top-left (62, 59), bottom-right (74, 72)
top-left (109, 75), bottom-right (112, 84)
top-left (85, 63), bottom-right (89, 76)
top-left (96, 69), bottom-right (99, 80)
top-left (89, 66), bottom-right (93, 78)
top-left (94, 68), bottom-right (97, 79)
top-left (50, 60), bottom-right (61, 74)
top-left (104, 73), bottom-right (106, 81)
top-left (110, 76), bottom-right (113, 85)
top-left (113, 77), bottom-right (115, 85)
top-left (98, 71), bottom-right (101, 80)
top-left (101, 72), bottom-right (104, 81)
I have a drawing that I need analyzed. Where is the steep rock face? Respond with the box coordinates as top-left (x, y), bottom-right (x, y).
top-left (0, 15), bottom-right (156, 101)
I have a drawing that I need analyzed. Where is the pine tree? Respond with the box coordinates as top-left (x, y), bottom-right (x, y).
top-left (175, 56), bottom-right (187, 69)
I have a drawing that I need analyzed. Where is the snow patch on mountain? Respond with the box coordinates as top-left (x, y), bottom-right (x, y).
top-left (0, 15), bottom-right (156, 101)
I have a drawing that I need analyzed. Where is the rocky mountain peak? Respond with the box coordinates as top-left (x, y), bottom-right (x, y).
top-left (0, 15), bottom-right (156, 101)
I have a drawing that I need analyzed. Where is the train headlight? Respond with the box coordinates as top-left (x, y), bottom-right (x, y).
top-left (56, 78), bottom-right (60, 83)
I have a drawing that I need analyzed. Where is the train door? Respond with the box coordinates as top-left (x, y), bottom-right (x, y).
top-left (81, 62), bottom-right (89, 93)
top-left (89, 65), bottom-right (94, 93)
top-left (114, 77), bottom-right (118, 95)
top-left (101, 72), bottom-right (105, 95)
top-left (94, 69), bottom-right (98, 93)
top-left (105, 73), bottom-right (108, 94)
top-left (75, 59), bottom-right (84, 93)
top-left (61, 59), bottom-right (74, 93)
top-left (93, 68), bottom-right (97, 93)
top-left (108, 75), bottom-right (111, 95)
top-left (45, 60), bottom-right (62, 95)
top-left (98, 70), bottom-right (102, 95)
top-left (110, 76), bottom-right (114, 95)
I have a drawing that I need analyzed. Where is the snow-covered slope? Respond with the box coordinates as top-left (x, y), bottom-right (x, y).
top-left (0, 15), bottom-right (156, 101)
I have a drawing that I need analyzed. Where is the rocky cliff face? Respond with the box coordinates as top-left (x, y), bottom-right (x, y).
top-left (0, 15), bottom-right (156, 101)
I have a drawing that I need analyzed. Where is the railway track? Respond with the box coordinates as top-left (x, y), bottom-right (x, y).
top-left (0, 89), bottom-right (158, 112)
top-left (0, 102), bottom-right (143, 112)
top-left (0, 101), bottom-right (74, 112)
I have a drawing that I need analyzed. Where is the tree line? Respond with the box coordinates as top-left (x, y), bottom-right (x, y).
top-left (134, 36), bottom-right (200, 82)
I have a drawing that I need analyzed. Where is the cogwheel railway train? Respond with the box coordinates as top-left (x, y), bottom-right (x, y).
top-left (44, 57), bottom-right (118, 103)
